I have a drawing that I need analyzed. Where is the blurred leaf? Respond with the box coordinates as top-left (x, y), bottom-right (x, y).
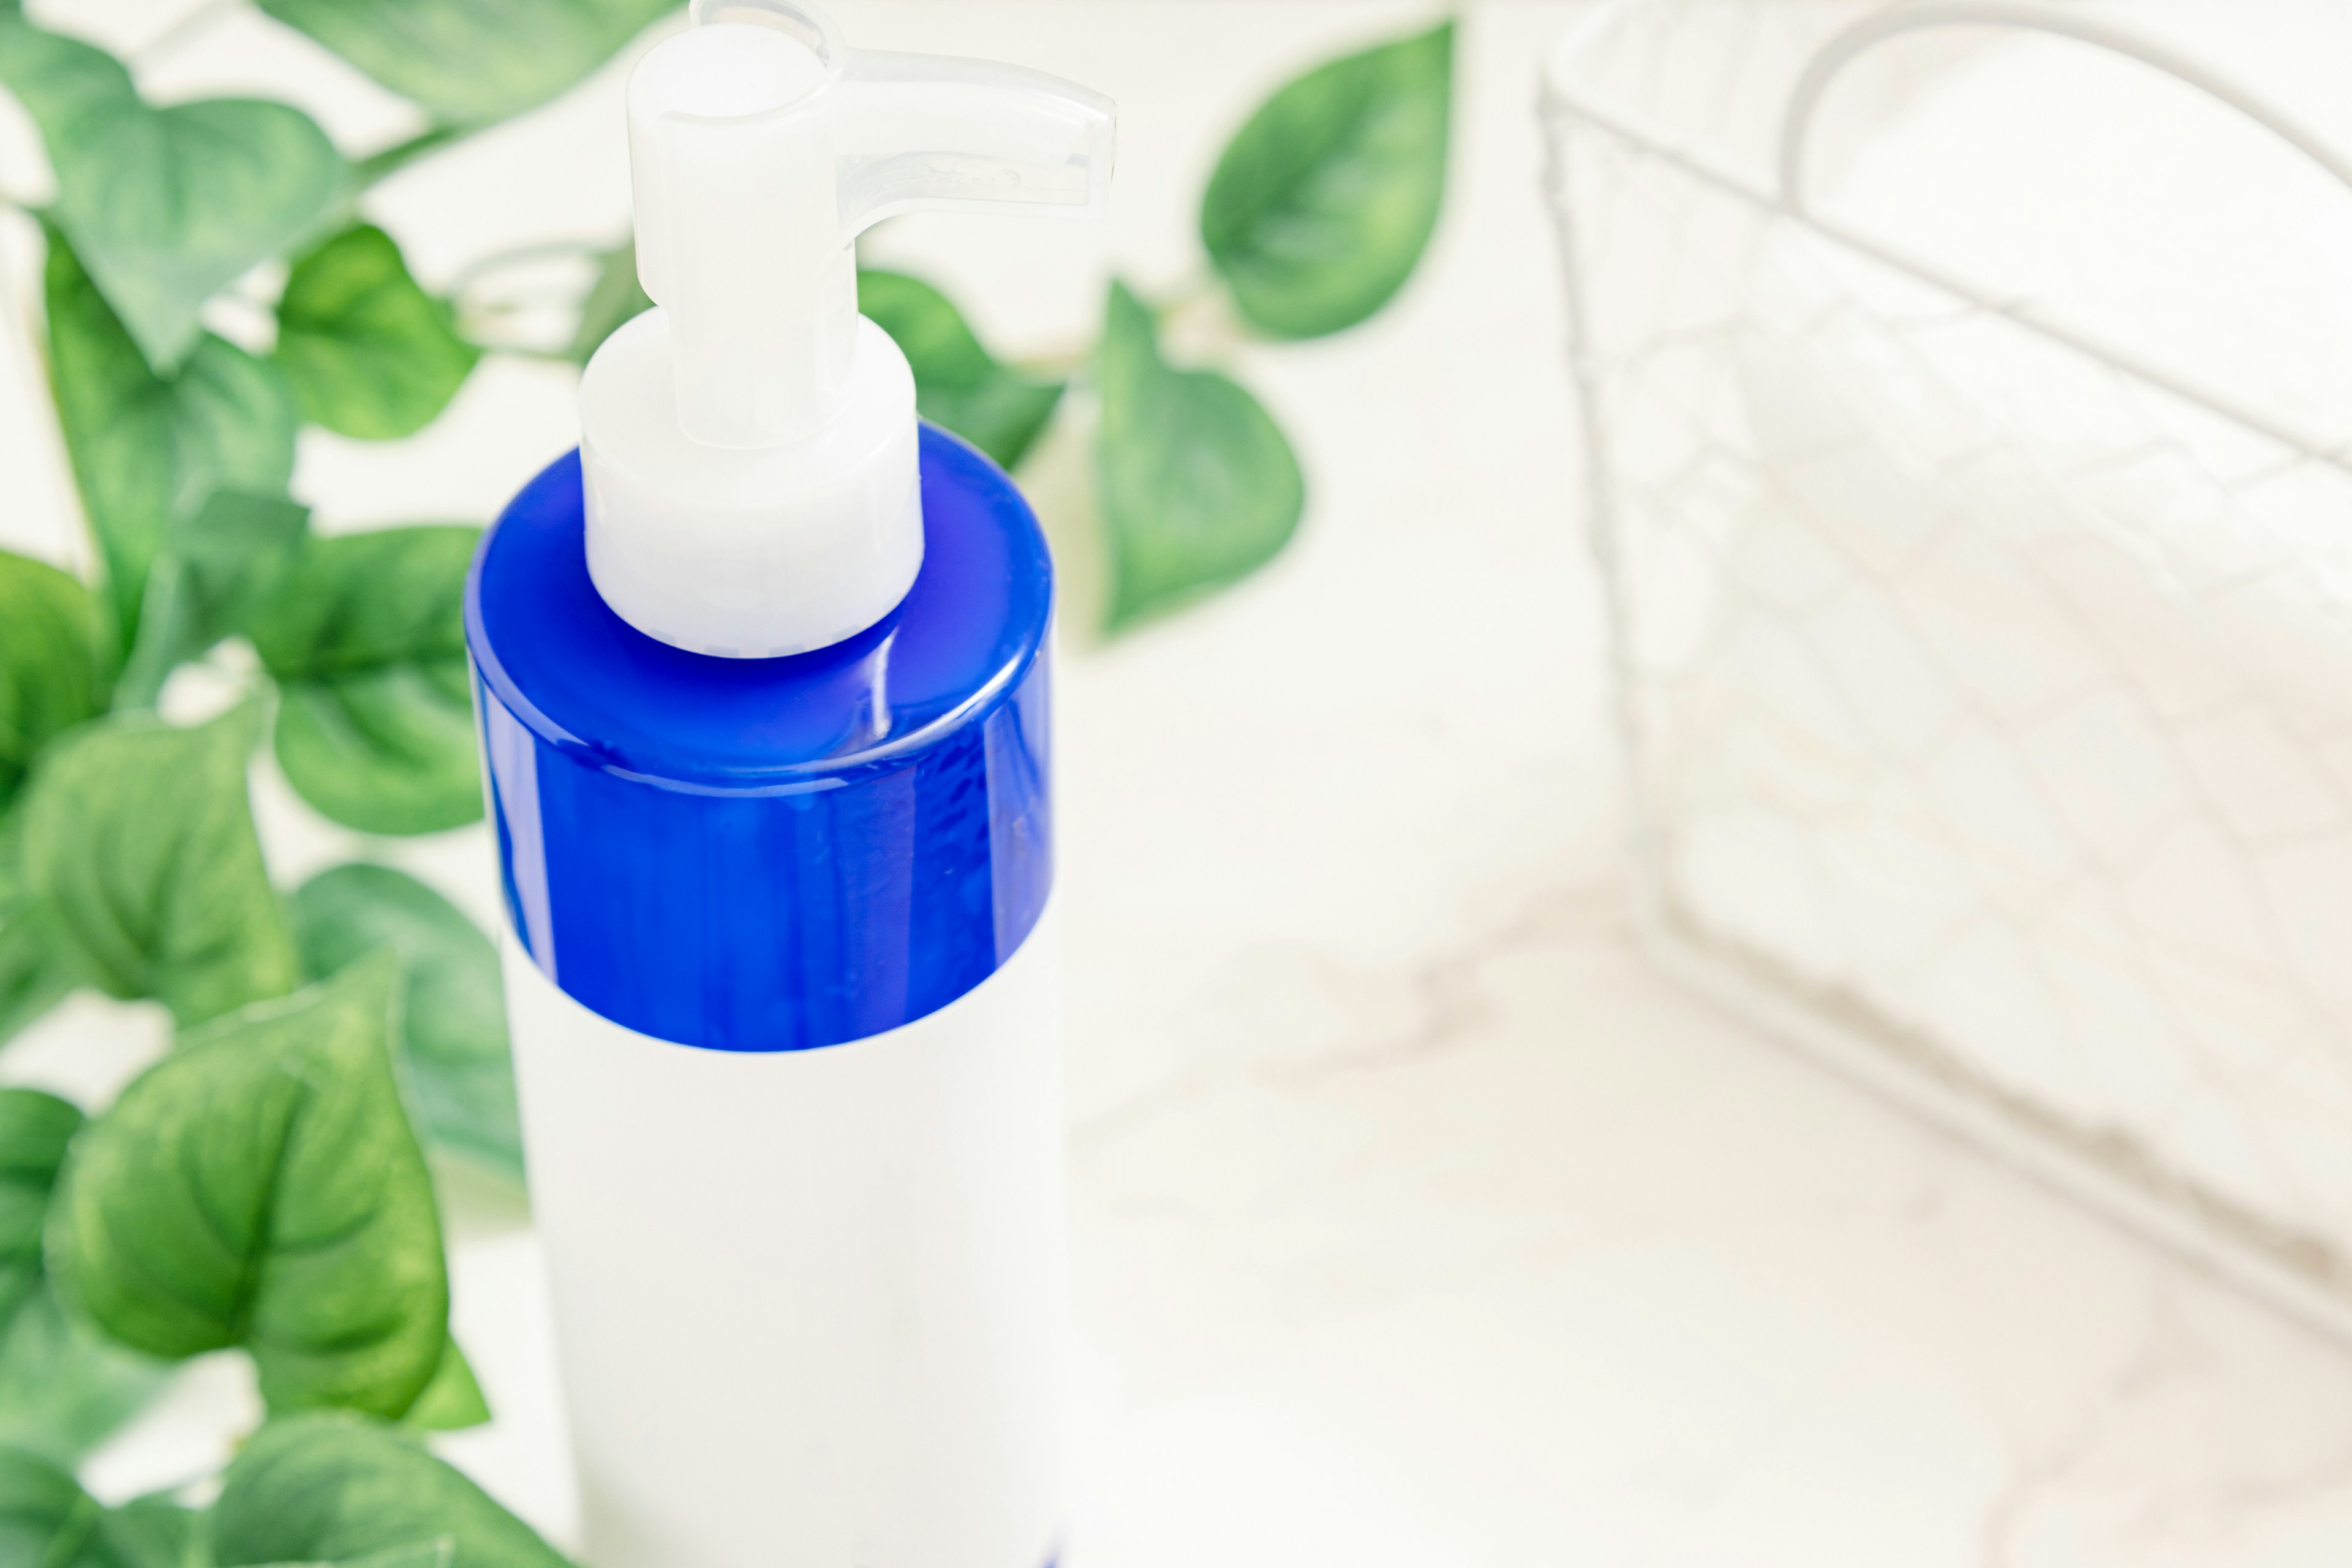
top-left (1095, 280), bottom-right (1302, 631)
top-left (116, 491), bottom-right (311, 711)
top-left (0, 1091), bottom-right (170, 1474)
top-left (293, 864), bottom-right (519, 1183)
top-left (0, 1088), bottom-right (78, 1325)
top-left (0, 1448), bottom-right (205, 1568)
top-left (1200, 21), bottom-right (1453, 339)
top-left (278, 226), bottom-right (480, 440)
top-left (258, 0), bottom-right (677, 127)
top-left (0, 1448), bottom-right (94, 1568)
top-left (213, 1412), bottom-right (571, 1567)
top-left (858, 270), bottom-right (1063, 470)
top-left (48, 956), bottom-right (450, 1420)
top-left (249, 529), bottom-right (484, 837)
top-left (0, 815), bottom-right (83, 1049)
top-left (0, 886), bottom-right (78, 1051)
top-left (0, 15), bottom-right (346, 371)
top-left (84, 1493), bottom-right (209, 1568)
top-left (43, 225), bottom-right (297, 649)
top-left (0, 550), bottom-right (110, 810)
top-left (0, 1288), bottom-right (171, 1470)
top-left (565, 237), bottom-right (650, 366)
top-left (401, 1337), bottom-right (490, 1433)
top-left (16, 706), bottom-right (299, 1027)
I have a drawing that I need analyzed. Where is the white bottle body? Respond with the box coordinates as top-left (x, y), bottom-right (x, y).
top-left (503, 907), bottom-right (1068, 1568)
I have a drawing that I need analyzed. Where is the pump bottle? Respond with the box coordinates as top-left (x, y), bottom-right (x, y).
top-left (462, 5), bottom-right (1111, 1562)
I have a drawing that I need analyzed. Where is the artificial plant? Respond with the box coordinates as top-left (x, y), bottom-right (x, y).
top-left (0, 1), bottom-right (1452, 1554)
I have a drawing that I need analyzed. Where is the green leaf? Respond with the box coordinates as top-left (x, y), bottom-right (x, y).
top-left (0, 551), bottom-right (110, 809)
top-left (90, 1493), bottom-right (209, 1568)
top-left (0, 1094), bottom-right (172, 1472)
top-left (0, 887), bottom-right (80, 1049)
top-left (401, 1337), bottom-right (489, 1433)
top-left (565, 238), bottom-right (650, 367)
top-left (0, 1106), bottom-right (164, 1468)
top-left (47, 956), bottom-right (449, 1420)
top-left (1095, 280), bottom-right (1303, 631)
top-left (0, 1089), bottom-right (78, 1324)
top-left (117, 492), bottom-right (311, 711)
top-left (249, 529), bottom-right (484, 837)
top-left (43, 225), bottom-right (298, 647)
top-left (0, 15), bottom-right (347, 372)
top-left (277, 227), bottom-right (480, 441)
top-left (292, 865), bottom-right (518, 1182)
top-left (0, 1286), bottom-right (172, 1469)
top-left (0, 1454), bottom-right (205, 1568)
top-left (857, 270), bottom-right (1064, 470)
top-left (213, 1413), bottom-right (570, 1567)
top-left (1199, 21), bottom-right (1453, 339)
top-left (0, 1447), bottom-right (96, 1568)
top-left (257, 0), bottom-right (677, 127)
top-left (16, 706), bottom-right (298, 1026)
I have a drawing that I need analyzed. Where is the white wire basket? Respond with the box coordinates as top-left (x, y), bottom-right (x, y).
top-left (1542, 0), bottom-right (2352, 1341)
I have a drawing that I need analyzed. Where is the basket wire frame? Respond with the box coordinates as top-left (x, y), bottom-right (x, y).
top-left (1542, 0), bottom-right (2352, 1348)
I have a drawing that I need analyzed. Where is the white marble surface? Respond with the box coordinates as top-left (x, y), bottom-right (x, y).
top-left (7, 3), bottom-right (2352, 1563)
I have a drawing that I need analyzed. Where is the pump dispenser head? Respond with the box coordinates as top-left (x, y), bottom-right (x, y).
top-left (578, 0), bottom-right (1112, 657)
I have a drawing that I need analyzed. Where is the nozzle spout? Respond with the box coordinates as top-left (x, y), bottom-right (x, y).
top-left (625, 2), bottom-right (1114, 450)
top-left (832, 50), bottom-right (1115, 232)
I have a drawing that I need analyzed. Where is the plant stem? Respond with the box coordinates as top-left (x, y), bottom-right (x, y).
top-left (456, 337), bottom-right (578, 364)
top-left (355, 126), bottom-right (469, 189)
top-left (1150, 269), bottom-right (1221, 325)
top-left (1012, 342), bottom-right (1093, 380)
top-left (447, 238), bottom-right (607, 297)
top-left (131, 0), bottom-right (244, 70)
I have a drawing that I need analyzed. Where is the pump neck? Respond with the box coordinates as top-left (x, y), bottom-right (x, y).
top-left (627, 1), bottom-right (1114, 451)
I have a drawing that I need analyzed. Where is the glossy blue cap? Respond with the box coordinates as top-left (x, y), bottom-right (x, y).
top-left (465, 427), bottom-right (1053, 1052)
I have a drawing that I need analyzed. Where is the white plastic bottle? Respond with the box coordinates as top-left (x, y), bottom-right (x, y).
top-left (461, 6), bottom-right (1112, 1563)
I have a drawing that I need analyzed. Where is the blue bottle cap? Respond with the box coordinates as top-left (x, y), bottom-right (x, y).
top-left (466, 426), bottom-right (1053, 1052)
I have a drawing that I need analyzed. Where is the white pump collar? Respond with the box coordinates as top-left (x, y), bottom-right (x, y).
top-left (579, 0), bottom-right (1113, 658)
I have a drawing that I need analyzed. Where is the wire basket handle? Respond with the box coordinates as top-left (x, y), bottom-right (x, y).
top-left (1777, 0), bottom-right (2352, 214)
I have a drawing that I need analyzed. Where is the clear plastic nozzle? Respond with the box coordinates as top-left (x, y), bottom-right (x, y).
top-left (628, 0), bottom-right (1115, 450)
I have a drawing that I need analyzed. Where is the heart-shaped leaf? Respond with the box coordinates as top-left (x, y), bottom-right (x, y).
top-left (858, 270), bottom-right (1064, 470)
top-left (0, 551), bottom-right (111, 811)
top-left (1200, 21), bottom-right (1453, 340)
top-left (248, 529), bottom-right (484, 836)
top-left (277, 226), bottom-right (481, 440)
top-left (0, 15), bottom-right (347, 372)
top-left (293, 865), bottom-right (519, 1182)
top-left (1096, 279), bottom-right (1303, 630)
top-left (48, 955), bottom-right (450, 1420)
top-left (43, 225), bottom-right (297, 648)
top-left (15, 706), bottom-right (297, 1026)
top-left (566, 236), bottom-right (651, 366)
top-left (0, 1449), bottom-right (205, 1568)
top-left (116, 491), bottom-right (311, 711)
top-left (258, 0), bottom-right (677, 128)
top-left (213, 1412), bottom-right (571, 1567)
